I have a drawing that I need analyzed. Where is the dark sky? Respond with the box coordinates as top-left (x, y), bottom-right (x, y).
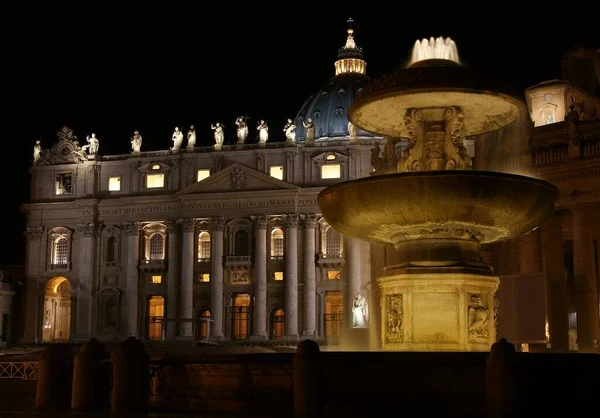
top-left (2, 6), bottom-right (598, 264)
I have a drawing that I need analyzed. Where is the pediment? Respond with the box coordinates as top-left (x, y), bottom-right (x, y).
top-left (312, 151), bottom-right (348, 166)
top-left (538, 102), bottom-right (558, 111)
top-left (139, 161), bottom-right (171, 173)
top-left (176, 163), bottom-right (299, 195)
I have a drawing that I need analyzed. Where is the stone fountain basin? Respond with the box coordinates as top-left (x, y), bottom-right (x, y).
top-left (317, 171), bottom-right (559, 246)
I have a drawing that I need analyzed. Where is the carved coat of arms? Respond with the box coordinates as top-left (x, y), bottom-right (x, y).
top-left (231, 168), bottom-right (246, 189)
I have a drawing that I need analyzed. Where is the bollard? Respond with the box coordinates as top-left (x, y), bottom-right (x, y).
top-left (71, 338), bottom-right (110, 411)
top-left (293, 339), bottom-right (323, 418)
top-left (111, 337), bottom-right (150, 414)
top-left (486, 338), bottom-right (518, 418)
top-left (35, 343), bottom-right (74, 411)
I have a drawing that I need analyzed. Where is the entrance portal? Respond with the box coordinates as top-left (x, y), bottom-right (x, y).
top-left (42, 276), bottom-right (71, 342)
top-left (147, 296), bottom-right (165, 340)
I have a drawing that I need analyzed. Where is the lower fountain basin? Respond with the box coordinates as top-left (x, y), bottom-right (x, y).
top-left (317, 170), bottom-right (559, 246)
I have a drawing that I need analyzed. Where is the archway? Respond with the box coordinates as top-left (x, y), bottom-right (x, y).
top-left (42, 276), bottom-right (71, 342)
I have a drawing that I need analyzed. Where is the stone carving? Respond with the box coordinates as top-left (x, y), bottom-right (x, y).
top-left (386, 294), bottom-right (403, 343)
top-left (493, 296), bottom-right (499, 336)
top-left (299, 116), bottom-right (315, 143)
top-left (164, 220), bottom-right (179, 232)
top-left (171, 127), bottom-right (184, 151)
top-left (185, 125), bottom-right (196, 150)
top-left (301, 214), bottom-right (318, 229)
top-left (444, 107), bottom-right (472, 170)
top-left (231, 168), bottom-right (246, 189)
top-left (398, 110), bottom-right (423, 172)
top-left (566, 104), bottom-right (582, 145)
top-left (286, 214), bottom-right (299, 228)
top-left (283, 118), bottom-right (296, 143)
top-left (468, 294), bottom-right (490, 341)
top-left (235, 116), bottom-right (249, 144)
top-left (131, 130), bottom-right (143, 153)
top-left (121, 221), bottom-right (140, 236)
top-left (33, 140), bottom-right (42, 163)
top-left (257, 120), bottom-right (269, 143)
top-left (211, 217), bottom-right (227, 231)
top-left (82, 133), bottom-right (99, 156)
top-left (252, 215), bottom-right (268, 229)
top-left (348, 121), bottom-right (359, 139)
top-left (352, 293), bottom-right (369, 328)
top-left (103, 226), bottom-right (121, 237)
top-left (57, 125), bottom-right (76, 141)
top-left (75, 222), bottom-right (96, 237)
top-left (371, 143), bottom-right (383, 172)
top-left (383, 136), bottom-right (400, 172)
top-left (36, 126), bottom-right (87, 166)
top-left (179, 218), bottom-right (196, 233)
top-left (25, 226), bottom-right (44, 240)
top-left (211, 122), bottom-right (224, 148)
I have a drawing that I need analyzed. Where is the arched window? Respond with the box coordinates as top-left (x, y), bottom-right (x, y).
top-left (325, 227), bottom-right (341, 256)
top-left (234, 230), bottom-right (249, 256)
top-left (198, 231), bottom-right (211, 260)
top-left (271, 228), bottom-right (284, 257)
top-left (149, 234), bottom-right (164, 260)
top-left (53, 237), bottom-right (69, 265)
top-left (106, 236), bottom-right (116, 262)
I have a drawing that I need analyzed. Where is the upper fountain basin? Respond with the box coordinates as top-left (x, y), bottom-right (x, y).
top-left (348, 62), bottom-right (527, 138)
top-left (317, 171), bottom-right (559, 246)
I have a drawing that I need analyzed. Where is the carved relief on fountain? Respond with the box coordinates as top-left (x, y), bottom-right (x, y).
top-left (468, 294), bottom-right (490, 342)
top-left (444, 107), bottom-right (472, 170)
top-left (385, 294), bottom-right (404, 343)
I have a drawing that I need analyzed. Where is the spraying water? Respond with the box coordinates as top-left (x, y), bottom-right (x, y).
top-left (410, 37), bottom-right (460, 65)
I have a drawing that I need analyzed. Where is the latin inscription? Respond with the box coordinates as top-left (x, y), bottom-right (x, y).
top-left (83, 198), bottom-right (318, 217)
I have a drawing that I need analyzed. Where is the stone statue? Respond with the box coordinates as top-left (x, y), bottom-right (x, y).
top-left (283, 118), bottom-right (296, 143)
top-left (33, 140), bottom-right (42, 163)
top-left (300, 116), bottom-right (315, 143)
top-left (348, 121), bottom-right (359, 139)
top-left (131, 130), bottom-right (143, 153)
top-left (468, 295), bottom-right (490, 340)
top-left (352, 293), bottom-right (368, 328)
top-left (171, 127), bottom-right (184, 151)
top-left (386, 294), bottom-right (404, 342)
top-left (566, 104), bottom-right (581, 145)
top-left (211, 122), bottom-right (224, 147)
top-left (186, 125), bottom-right (196, 150)
top-left (235, 116), bottom-right (249, 144)
top-left (445, 109), bottom-right (472, 170)
top-left (82, 133), bottom-right (99, 155)
top-left (257, 120), bottom-right (269, 143)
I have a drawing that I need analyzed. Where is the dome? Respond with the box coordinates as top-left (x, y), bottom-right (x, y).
top-left (294, 21), bottom-right (377, 141)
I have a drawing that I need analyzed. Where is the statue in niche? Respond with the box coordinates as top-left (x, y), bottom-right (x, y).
top-left (82, 133), bottom-right (99, 155)
top-left (299, 116), bottom-right (315, 143)
top-left (44, 304), bottom-right (51, 328)
top-left (386, 294), bottom-right (403, 342)
top-left (352, 293), bottom-right (368, 328)
top-left (283, 118), bottom-right (297, 143)
top-left (444, 109), bottom-right (472, 170)
top-left (211, 122), bottom-right (224, 147)
top-left (235, 116), bottom-right (249, 144)
top-left (371, 143), bottom-right (383, 172)
top-left (257, 120), bottom-right (269, 143)
top-left (33, 140), bottom-right (42, 163)
top-left (131, 130), bottom-right (143, 153)
top-left (186, 125), bottom-right (196, 150)
top-left (171, 127), bottom-right (184, 151)
top-left (348, 121), bottom-right (359, 139)
top-left (565, 104), bottom-right (581, 145)
top-left (468, 295), bottom-right (490, 340)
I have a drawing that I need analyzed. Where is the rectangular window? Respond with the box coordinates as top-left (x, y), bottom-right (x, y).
top-left (151, 275), bottom-right (162, 284)
top-left (55, 173), bottom-right (72, 195)
top-left (197, 169), bottom-right (211, 182)
top-left (146, 173), bottom-right (165, 188)
top-left (321, 164), bottom-right (341, 179)
top-left (274, 271), bottom-right (284, 281)
top-left (269, 165), bottom-right (284, 180)
top-left (199, 273), bottom-right (210, 283)
top-left (108, 176), bottom-right (121, 191)
top-left (327, 270), bottom-right (341, 280)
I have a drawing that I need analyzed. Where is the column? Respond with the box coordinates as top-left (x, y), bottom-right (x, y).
top-left (179, 219), bottom-right (195, 337)
top-left (122, 221), bottom-right (140, 337)
top-left (302, 214), bottom-right (318, 336)
top-left (572, 208), bottom-right (600, 352)
top-left (543, 217), bottom-right (569, 351)
top-left (165, 221), bottom-right (180, 339)
top-left (346, 236), bottom-right (362, 327)
top-left (519, 228), bottom-right (543, 274)
top-left (285, 214), bottom-right (299, 338)
top-left (252, 216), bottom-right (268, 339)
top-left (23, 226), bottom-right (44, 343)
top-left (317, 291), bottom-right (325, 338)
top-left (74, 223), bottom-right (96, 340)
top-left (210, 217), bottom-right (226, 339)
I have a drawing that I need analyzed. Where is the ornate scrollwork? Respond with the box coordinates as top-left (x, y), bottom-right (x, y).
top-left (285, 214), bottom-right (299, 228)
top-left (75, 222), bottom-right (97, 237)
top-left (211, 217), bottom-right (227, 231)
top-left (179, 218), bottom-right (196, 233)
top-left (36, 126), bottom-right (87, 166)
top-left (251, 215), bottom-right (268, 230)
top-left (121, 221), bottom-right (140, 236)
top-left (300, 214), bottom-right (318, 229)
top-left (25, 226), bottom-right (45, 240)
top-left (468, 294), bottom-right (490, 341)
top-left (444, 106), bottom-right (472, 170)
top-left (386, 294), bottom-right (404, 343)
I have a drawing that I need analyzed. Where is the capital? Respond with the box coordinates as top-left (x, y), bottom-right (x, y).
top-left (251, 215), bottom-right (268, 229)
top-left (25, 226), bottom-right (44, 240)
top-left (179, 218), bottom-right (196, 233)
top-left (165, 219), bottom-right (179, 232)
top-left (301, 214), bottom-right (319, 229)
top-left (210, 217), bottom-right (227, 231)
top-left (286, 214), bottom-right (299, 229)
top-left (75, 222), bottom-right (97, 238)
top-left (121, 221), bottom-right (140, 236)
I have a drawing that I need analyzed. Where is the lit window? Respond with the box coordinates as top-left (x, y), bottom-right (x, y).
top-left (271, 228), bottom-right (284, 257)
top-left (146, 173), bottom-right (164, 188)
top-left (55, 173), bottom-right (72, 195)
top-left (149, 234), bottom-right (164, 260)
top-left (326, 154), bottom-right (336, 161)
top-left (325, 228), bottom-right (342, 255)
top-left (151, 275), bottom-right (162, 284)
top-left (321, 164), bottom-right (341, 179)
top-left (199, 273), bottom-right (210, 283)
top-left (542, 111), bottom-right (555, 126)
top-left (270, 165), bottom-right (284, 180)
top-left (151, 164), bottom-right (161, 170)
top-left (197, 169), bottom-right (210, 182)
top-left (327, 270), bottom-right (341, 280)
top-left (198, 231), bottom-right (211, 260)
top-left (108, 176), bottom-right (121, 191)
top-left (53, 237), bottom-right (69, 265)
top-left (544, 94), bottom-right (551, 102)
top-left (274, 272), bottom-right (284, 281)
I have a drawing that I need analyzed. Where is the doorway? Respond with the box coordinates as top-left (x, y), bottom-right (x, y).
top-left (231, 293), bottom-right (251, 340)
top-left (42, 277), bottom-right (71, 342)
top-left (325, 291), bottom-right (343, 338)
top-left (271, 308), bottom-right (285, 339)
top-left (147, 296), bottom-right (164, 340)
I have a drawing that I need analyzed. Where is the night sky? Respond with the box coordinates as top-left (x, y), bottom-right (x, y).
top-left (2, 6), bottom-right (598, 264)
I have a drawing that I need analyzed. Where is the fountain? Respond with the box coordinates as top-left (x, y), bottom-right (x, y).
top-left (318, 38), bottom-right (559, 351)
